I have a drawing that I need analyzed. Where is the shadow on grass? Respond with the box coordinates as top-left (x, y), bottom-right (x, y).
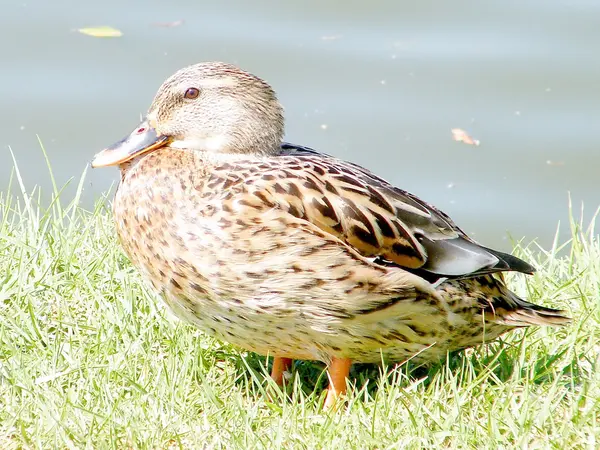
top-left (226, 332), bottom-right (577, 406)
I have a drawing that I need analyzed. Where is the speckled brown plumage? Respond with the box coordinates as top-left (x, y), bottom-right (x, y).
top-left (92, 62), bottom-right (570, 408)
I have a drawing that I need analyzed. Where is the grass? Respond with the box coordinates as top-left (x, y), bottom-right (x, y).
top-left (0, 154), bottom-right (599, 449)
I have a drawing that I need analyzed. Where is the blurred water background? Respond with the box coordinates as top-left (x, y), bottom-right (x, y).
top-left (1, 0), bottom-right (599, 250)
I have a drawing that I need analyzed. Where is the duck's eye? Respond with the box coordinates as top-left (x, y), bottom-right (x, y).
top-left (184, 87), bottom-right (200, 100)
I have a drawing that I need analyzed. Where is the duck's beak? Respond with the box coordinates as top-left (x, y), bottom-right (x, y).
top-left (91, 120), bottom-right (171, 168)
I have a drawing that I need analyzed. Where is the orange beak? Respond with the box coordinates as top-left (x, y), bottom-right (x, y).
top-left (91, 120), bottom-right (170, 168)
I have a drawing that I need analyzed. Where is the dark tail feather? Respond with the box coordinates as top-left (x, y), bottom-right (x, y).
top-left (495, 296), bottom-right (571, 327)
top-left (482, 246), bottom-right (536, 275)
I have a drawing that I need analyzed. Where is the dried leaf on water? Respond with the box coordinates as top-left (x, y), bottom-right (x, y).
top-left (451, 128), bottom-right (480, 146)
top-left (152, 20), bottom-right (185, 28)
top-left (77, 26), bottom-right (123, 38)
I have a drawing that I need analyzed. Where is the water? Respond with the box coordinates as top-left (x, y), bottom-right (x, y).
top-left (1, 0), bottom-right (599, 251)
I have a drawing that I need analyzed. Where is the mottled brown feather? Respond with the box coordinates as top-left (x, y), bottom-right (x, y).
top-left (210, 153), bottom-right (460, 270)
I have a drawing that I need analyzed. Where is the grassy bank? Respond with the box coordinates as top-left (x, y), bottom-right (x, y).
top-left (0, 164), bottom-right (598, 449)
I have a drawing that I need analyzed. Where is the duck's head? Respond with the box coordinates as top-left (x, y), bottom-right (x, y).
top-left (91, 62), bottom-right (284, 168)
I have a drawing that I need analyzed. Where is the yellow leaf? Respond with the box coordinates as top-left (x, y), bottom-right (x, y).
top-left (78, 26), bottom-right (123, 38)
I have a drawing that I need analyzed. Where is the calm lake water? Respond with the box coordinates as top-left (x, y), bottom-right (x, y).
top-left (1, 0), bottom-right (599, 251)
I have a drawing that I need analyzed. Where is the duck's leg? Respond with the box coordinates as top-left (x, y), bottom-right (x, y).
top-left (270, 357), bottom-right (293, 386)
top-left (324, 357), bottom-right (352, 410)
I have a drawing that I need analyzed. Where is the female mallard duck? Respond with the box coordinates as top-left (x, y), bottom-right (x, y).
top-left (91, 62), bottom-right (569, 408)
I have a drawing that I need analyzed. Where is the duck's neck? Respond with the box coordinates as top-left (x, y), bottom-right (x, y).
top-left (117, 144), bottom-right (277, 181)
top-left (167, 133), bottom-right (283, 157)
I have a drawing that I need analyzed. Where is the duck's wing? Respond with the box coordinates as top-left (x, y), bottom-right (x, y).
top-left (219, 142), bottom-right (535, 281)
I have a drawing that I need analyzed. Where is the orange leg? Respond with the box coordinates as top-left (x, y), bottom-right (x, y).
top-left (270, 357), bottom-right (293, 386)
top-left (324, 357), bottom-right (352, 410)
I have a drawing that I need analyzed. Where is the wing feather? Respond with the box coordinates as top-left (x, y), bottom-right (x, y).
top-left (213, 143), bottom-right (535, 280)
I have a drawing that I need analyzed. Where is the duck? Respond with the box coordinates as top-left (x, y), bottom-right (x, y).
top-left (91, 61), bottom-right (570, 409)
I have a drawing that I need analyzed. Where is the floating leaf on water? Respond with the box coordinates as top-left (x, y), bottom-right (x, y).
top-left (78, 26), bottom-right (123, 38)
top-left (152, 20), bottom-right (185, 28)
top-left (451, 128), bottom-right (480, 146)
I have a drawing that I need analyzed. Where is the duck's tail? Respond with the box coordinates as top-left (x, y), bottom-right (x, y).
top-left (491, 292), bottom-right (571, 327)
